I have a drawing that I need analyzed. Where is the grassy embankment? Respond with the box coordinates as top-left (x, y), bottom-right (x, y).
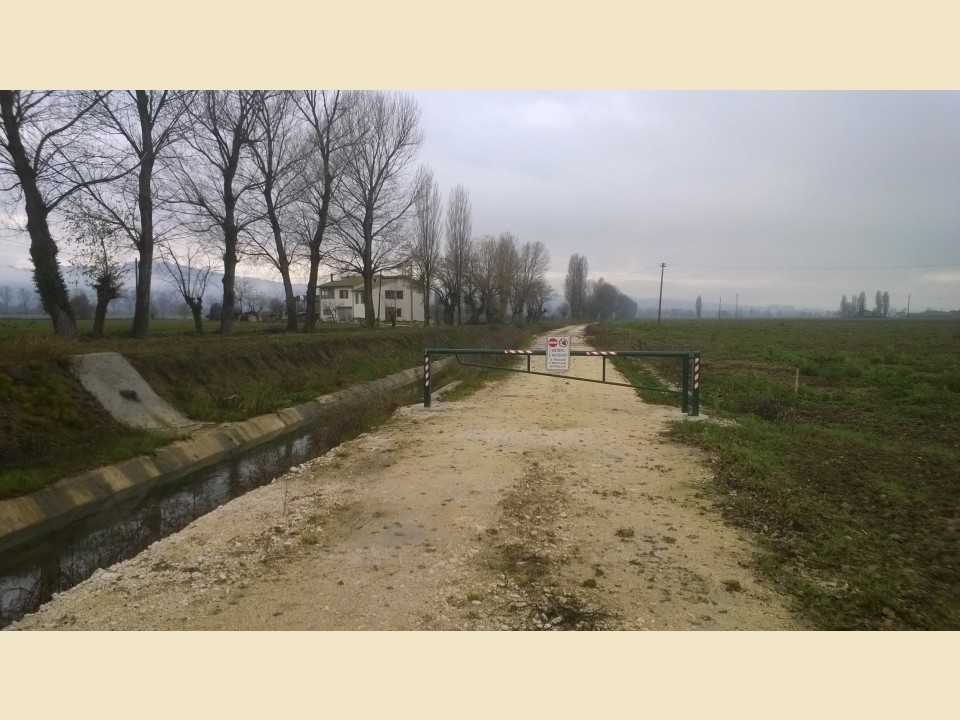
top-left (588, 318), bottom-right (960, 630)
top-left (1, 318), bottom-right (545, 500)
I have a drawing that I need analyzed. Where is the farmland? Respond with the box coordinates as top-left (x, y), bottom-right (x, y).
top-left (591, 318), bottom-right (960, 630)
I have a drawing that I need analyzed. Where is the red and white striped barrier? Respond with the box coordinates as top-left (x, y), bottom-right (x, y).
top-left (585, 351), bottom-right (617, 356)
top-left (503, 350), bottom-right (534, 354)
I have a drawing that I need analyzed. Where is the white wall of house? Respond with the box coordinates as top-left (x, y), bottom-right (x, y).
top-left (318, 276), bottom-right (424, 323)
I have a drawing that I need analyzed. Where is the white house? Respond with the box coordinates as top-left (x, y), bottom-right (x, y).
top-left (317, 274), bottom-right (425, 323)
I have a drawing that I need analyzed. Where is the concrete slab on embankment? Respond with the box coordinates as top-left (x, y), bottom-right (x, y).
top-left (72, 352), bottom-right (198, 432)
top-left (0, 357), bottom-right (447, 555)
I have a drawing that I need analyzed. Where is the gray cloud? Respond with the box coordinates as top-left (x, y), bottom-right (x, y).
top-left (414, 90), bottom-right (960, 311)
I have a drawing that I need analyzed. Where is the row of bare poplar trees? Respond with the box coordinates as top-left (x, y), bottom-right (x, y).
top-left (1, 90), bottom-right (556, 337)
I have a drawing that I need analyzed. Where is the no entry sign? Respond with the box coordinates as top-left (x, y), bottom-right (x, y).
top-left (546, 335), bottom-right (570, 372)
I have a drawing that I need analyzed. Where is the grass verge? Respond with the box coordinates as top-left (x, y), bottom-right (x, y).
top-left (1, 321), bottom-right (541, 499)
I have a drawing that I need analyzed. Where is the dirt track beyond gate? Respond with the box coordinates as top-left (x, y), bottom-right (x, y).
top-left (10, 327), bottom-right (801, 630)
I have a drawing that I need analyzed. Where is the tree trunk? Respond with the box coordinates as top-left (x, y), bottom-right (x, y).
top-left (220, 247), bottom-right (237, 334)
top-left (260, 172), bottom-right (298, 332)
top-left (363, 269), bottom-right (376, 328)
top-left (304, 247), bottom-right (320, 332)
top-left (131, 91), bottom-right (155, 339)
top-left (92, 286), bottom-right (112, 339)
top-left (0, 91), bottom-right (76, 338)
top-left (304, 179), bottom-right (332, 332)
top-left (188, 299), bottom-right (204, 334)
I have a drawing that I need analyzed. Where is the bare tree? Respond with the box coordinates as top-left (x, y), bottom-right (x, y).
top-left (235, 278), bottom-right (254, 316)
top-left (526, 277), bottom-right (555, 322)
top-left (0, 90), bottom-right (132, 336)
top-left (444, 183), bottom-right (472, 324)
top-left (333, 91), bottom-right (424, 328)
top-left (0, 285), bottom-right (11, 313)
top-left (17, 287), bottom-right (33, 314)
top-left (563, 253), bottom-right (589, 320)
top-left (509, 239), bottom-right (550, 323)
top-left (73, 90), bottom-right (196, 338)
top-left (248, 90), bottom-right (308, 331)
top-left (411, 167), bottom-right (443, 325)
top-left (158, 241), bottom-right (212, 333)
top-left (470, 235), bottom-right (506, 323)
top-left (174, 90), bottom-right (262, 334)
top-left (293, 90), bottom-right (353, 331)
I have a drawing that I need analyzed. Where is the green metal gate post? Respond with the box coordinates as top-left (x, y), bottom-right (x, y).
top-left (691, 352), bottom-right (700, 416)
top-left (681, 353), bottom-right (690, 414)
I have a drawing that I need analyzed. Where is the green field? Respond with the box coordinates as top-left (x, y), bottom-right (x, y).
top-left (589, 318), bottom-right (960, 630)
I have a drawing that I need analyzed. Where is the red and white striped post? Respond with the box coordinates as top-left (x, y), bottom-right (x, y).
top-left (423, 352), bottom-right (431, 407)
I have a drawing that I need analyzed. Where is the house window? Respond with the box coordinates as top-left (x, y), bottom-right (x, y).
top-left (320, 288), bottom-right (334, 299)
top-left (395, 308), bottom-right (402, 317)
top-left (384, 290), bottom-right (404, 300)
top-left (339, 289), bottom-right (349, 299)
top-left (354, 292), bottom-right (363, 304)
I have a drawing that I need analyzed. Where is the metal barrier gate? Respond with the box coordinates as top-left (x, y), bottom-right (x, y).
top-left (423, 347), bottom-right (701, 415)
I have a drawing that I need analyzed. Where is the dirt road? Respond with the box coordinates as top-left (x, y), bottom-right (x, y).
top-left (10, 327), bottom-right (801, 630)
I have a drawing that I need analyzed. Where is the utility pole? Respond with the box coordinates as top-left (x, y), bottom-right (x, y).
top-left (657, 263), bottom-right (665, 325)
top-left (736, 293), bottom-right (739, 319)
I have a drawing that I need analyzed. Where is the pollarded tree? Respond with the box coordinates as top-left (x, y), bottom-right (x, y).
top-left (333, 91), bottom-right (424, 328)
top-left (158, 241), bottom-right (213, 334)
top-left (64, 212), bottom-right (127, 338)
top-left (564, 253), bottom-right (589, 320)
top-left (0, 90), bottom-right (133, 337)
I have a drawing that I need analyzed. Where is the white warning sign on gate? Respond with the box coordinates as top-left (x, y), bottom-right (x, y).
top-left (546, 335), bottom-right (570, 372)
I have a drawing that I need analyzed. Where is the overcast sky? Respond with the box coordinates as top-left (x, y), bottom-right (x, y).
top-left (411, 90), bottom-right (960, 312)
top-left (2, 91), bottom-right (958, 313)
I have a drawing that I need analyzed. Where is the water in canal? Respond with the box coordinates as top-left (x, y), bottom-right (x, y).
top-left (0, 427), bottom-right (319, 628)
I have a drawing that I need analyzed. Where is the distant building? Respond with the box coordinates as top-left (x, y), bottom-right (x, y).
top-left (317, 274), bottom-right (425, 323)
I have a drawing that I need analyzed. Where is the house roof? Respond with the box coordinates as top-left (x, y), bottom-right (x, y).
top-left (317, 275), bottom-right (365, 289)
top-left (317, 274), bottom-right (413, 289)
